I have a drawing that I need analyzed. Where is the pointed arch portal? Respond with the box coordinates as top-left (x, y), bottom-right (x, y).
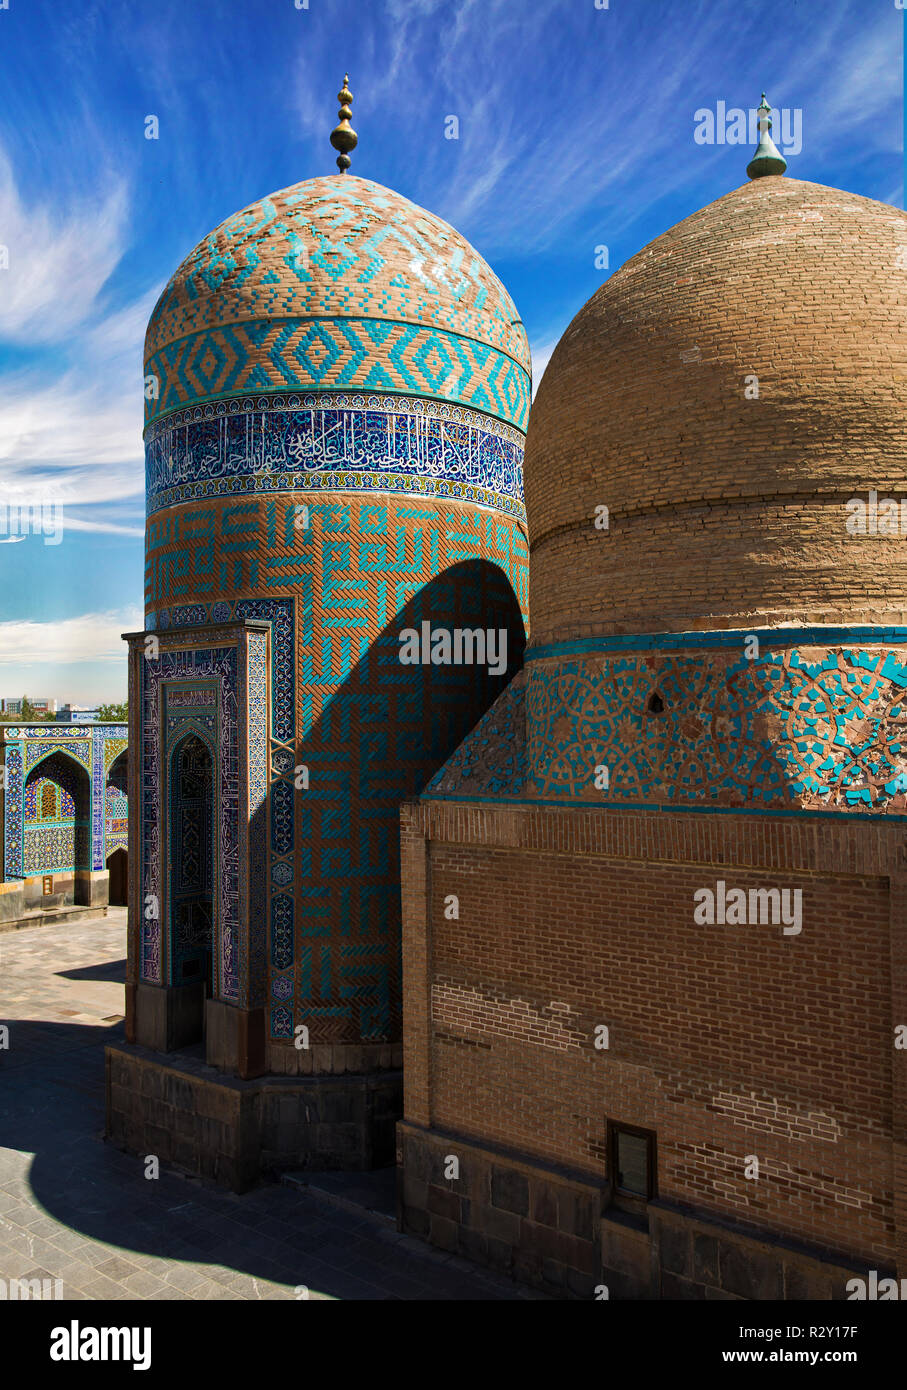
top-left (168, 733), bottom-right (215, 1039)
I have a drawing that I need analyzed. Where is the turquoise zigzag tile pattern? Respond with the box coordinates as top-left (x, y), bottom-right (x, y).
top-left (144, 176), bottom-right (531, 431)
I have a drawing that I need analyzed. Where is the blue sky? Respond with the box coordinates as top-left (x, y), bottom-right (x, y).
top-left (0, 0), bottom-right (902, 702)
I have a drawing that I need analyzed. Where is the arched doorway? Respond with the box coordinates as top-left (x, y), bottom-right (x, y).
top-left (105, 749), bottom-right (129, 905)
top-left (168, 733), bottom-right (214, 1042)
top-left (107, 847), bottom-right (128, 905)
top-left (23, 751), bottom-right (90, 899)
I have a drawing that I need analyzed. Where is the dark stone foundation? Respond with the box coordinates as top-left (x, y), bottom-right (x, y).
top-left (397, 1122), bottom-right (873, 1300)
top-left (106, 1042), bottom-right (402, 1191)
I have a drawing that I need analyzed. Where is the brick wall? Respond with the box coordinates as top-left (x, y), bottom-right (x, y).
top-left (401, 800), bottom-right (906, 1270)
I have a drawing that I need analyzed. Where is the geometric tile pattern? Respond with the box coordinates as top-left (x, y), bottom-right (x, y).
top-left (145, 322), bottom-right (531, 432)
top-left (145, 394), bottom-right (526, 520)
top-left (22, 752), bottom-right (90, 874)
top-left (145, 174), bottom-right (530, 424)
top-left (140, 168), bottom-right (532, 1048)
top-left (104, 749), bottom-right (129, 857)
top-left (168, 733), bottom-right (215, 988)
top-left (145, 497), bottom-right (528, 627)
top-left (140, 650), bottom-right (238, 996)
top-left (145, 492), bottom-right (528, 1043)
top-left (426, 671), bottom-right (527, 798)
top-left (426, 635), bottom-right (907, 814)
top-left (1, 724), bottom-right (128, 881)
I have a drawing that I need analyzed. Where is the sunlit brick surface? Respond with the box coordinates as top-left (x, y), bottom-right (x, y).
top-left (526, 179), bottom-right (907, 642)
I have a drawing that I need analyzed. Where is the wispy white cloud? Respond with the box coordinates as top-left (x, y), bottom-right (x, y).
top-left (0, 148), bottom-right (129, 345)
top-left (0, 370), bottom-right (144, 503)
top-left (55, 515), bottom-right (145, 538)
top-left (302, 0), bottom-right (900, 262)
top-left (0, 147), bottom-right (154, 505)
top-left (0, 607), bottom-right (142, 667)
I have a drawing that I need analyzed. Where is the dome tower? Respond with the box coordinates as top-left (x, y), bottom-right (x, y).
top-left (125, 84), bottom-right (529, 1140)
top-left (522, 113), bottom-right (907, 813)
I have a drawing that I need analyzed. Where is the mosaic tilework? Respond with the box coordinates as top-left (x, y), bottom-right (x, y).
top-left (426, 672), bottom-right (527, 798)
top-left (145, 395), bottom-right (525, 520)
top-left (168, 733), bottom-right (215, 987)
top-left (245, 628), bottom-right (269, 1008)
top-left (105, 750), bottom-right (129, 857)
top-left (2, 726), bottom-right (128, 881)
top-left (425, 636), bottom-right (907, 814)
top-left (21, 752), bottom-right (90, 874)
top-left (24, 771), bottom-right (77, 821)
top-left (145, 497), bottom-right (528, 628)
top-left (151, 600), bottom-right (294, 745)
top-left (22, 824), bottom-right (91, 875)
top-left (3, 747), bottom-right (23, 877)
top-left (103, 737), bottom-right (128, 770)
top-left (25, 740), bottom-right (90, 774)
top-left (146, 175), bottom-right (529, 377)
top-left (91, 727), bottom-right (106, 870)
top-left (140, 648), bottom-right (239, 995)
top-left (147, 493), bottom-right (528, 1043)
top-left (145, 321), bottom-right (531, 432)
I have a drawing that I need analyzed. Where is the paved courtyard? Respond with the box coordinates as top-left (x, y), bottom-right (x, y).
top-left (0, 910), bottom-right (534, 1300)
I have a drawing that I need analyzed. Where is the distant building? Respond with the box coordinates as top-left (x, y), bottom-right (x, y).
top-left (55, 705), bottom-right (99, 722)
top-left (2, 698), bottom-right (57, 715)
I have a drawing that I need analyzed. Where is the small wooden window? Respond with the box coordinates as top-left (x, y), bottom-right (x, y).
top-left (608, 1121), bottom-right (656, 1202)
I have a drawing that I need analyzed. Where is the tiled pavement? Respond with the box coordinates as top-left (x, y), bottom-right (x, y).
top-left (0, 911), bottom-right (537, 1300)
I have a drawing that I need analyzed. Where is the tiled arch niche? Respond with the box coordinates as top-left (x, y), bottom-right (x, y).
top-left (124, 620), bottom-right (269, 1071)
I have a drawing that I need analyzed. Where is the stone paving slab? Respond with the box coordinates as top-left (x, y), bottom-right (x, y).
top-left (0, 911), bottom-right (541, 1301)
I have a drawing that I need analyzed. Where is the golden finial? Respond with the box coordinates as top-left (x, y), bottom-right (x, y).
top-left (330, 74), bottom-right (357, 174)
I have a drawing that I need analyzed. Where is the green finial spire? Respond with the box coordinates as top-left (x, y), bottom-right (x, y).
top-left (330, 74), bottom-right (358, 174)
top-left (747, 93), bottom-right (787, 179)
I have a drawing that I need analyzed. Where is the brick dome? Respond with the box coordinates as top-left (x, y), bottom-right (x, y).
top-left (525, 178), bottom-right (907, 643)
top-left (144, 174), bottom-right (530, 432)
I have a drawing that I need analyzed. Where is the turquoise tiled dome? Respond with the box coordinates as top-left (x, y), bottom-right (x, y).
top-left (144, 175), bottom-right (531, 431)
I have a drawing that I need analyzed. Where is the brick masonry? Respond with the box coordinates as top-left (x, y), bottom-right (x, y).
top-left (525, 179), bottom-right (907, 643)
top-left (399, 798), bottom-right (907, 1296)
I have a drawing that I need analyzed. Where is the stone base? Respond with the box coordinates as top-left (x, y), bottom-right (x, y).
top-left (132, 981), bottom-right (206, 1054)
top-left (397, 1121), bottom-right (604, 1298)
top-left (74, 869), bottom-right (109, 908)
top-left (106, 1042), bottom-right (403, 1192)
top-left (14, 870), bottom-right (109, 911)
top-left (0, 881), bottom-right (24, 922)
top-left (397, 1123), bottom-right (873, 1300)
top-left (0, 899), bottom-right (108, 934)
top-left (268, 1041), bottom-right (404, 1075)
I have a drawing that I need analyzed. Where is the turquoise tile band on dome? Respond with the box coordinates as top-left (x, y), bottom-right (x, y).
top-left (144, 317), bottom-right (531, 431)
top-left (426, 632), bottom-right (907, 815)
top-left (144, 392), bottom-right (526, 521)
top-left (145, 175), bottom-right (530, 372)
